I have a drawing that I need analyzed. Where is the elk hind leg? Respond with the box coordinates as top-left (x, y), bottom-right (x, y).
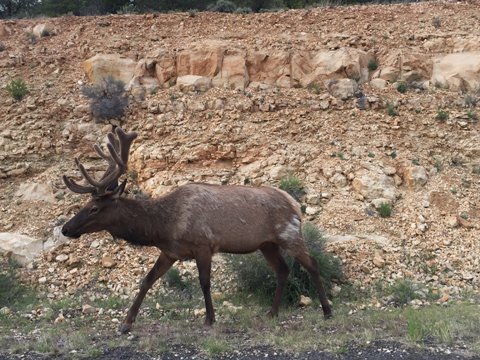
top-left (260, 243), bottom-right (290, 317)
top-left (120, 252), bottom-right (176, 334)
top-left (293, 249), bottom-right (332, 318)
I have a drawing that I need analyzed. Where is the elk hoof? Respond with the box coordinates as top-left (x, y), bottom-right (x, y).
top-left (204, 317), bottom-right (215, 326)
top-left (266, 310), bottom-right (278, 318)
top-left (119, 322), bottom-right (132, 334)
top-left (323, 311), bottom-right (333, 320)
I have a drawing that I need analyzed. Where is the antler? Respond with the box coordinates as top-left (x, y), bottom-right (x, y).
top-left (63, 127), bottom-right (138, 196)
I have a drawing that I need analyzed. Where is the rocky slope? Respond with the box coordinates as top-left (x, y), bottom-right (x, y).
top-left (0, 1), bottom-right (479, 304)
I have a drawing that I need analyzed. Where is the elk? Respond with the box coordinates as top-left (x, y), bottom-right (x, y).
top-left (61, 127), bottom-right (332, 334)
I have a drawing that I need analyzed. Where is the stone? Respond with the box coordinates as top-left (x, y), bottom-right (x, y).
top-left (0, 233), bottom-right (43, 265)
top-left (55, 254), bottom-right (68, 262)
top-left (194, 308), bottom-right (206, 317)
top-left (299, 295), bottom-right (312, 307)
top-left (154, 49), bottom-right (177, 86)
top-left (269, 165), bottom-right (290, 180)
top-left (431, 52), bottom-right (480, 91)
top-left (176, 75), bottom-right (212, 92)
top-left (352, 170), bottom-right (399, 201)
top-left (213, 49), bottom-right (249, 90)
top-left (292, 47), bottom-right (372, 88)
top-left (44, 226), bottom-right (69, 252)
top-left (330, 172), bottom-right (348, 187)
top-left (54, 313), bottom-right (65, 324)
top-left (400, 165), bottom-right (428, 190)
top-left (325, 78), bottom-right (358, 100)
top-left (82, 304), bottom-right (96, 314)
top-left (372, 250), bottom-right (385, 268)
top-left (247, 50), bottom-right (291, 87)
top-left (305, 206), bottom-right (319, 216)
top-left (32, 23), bottom-right (53, 38)
top-left (83, 54), bottom-right (137, 85)
top-left (370, 78), bottom-right (387, 90)
top-left (177, 43), bottom-right (224, 77)
top-left (15, 182), bottom-right (55, 203)
top-left (101, 255), bottom-right (116, 268)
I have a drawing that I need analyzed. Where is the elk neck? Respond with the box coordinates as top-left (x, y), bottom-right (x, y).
top-left (106, 196), bottom-right (174, 247)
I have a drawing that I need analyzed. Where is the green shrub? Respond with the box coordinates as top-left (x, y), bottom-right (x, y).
top-left (368, 59), bottom-right (378, 71)
top-left (432, 16), bottom-right (441, 28)
top-left (165, 268), bottom-right (192, 294)
top-left (227, 222), bottom-right (343, 306)
top-left (6, 78), bottom-right (28, 101)
top-left (396, 82), bottom-right (407, 94)
top-left (279, 176), bottom-right (306, 202)
top-left (234, 6), bottom-right (253, 13)
top-left (466, 110), bottom-right (477, 121)
top-left (377, 202), bottom-right (392, 218)
top-left (387, 103), bottom-right (398, 117)
top-left (81, 76), bottom-right (128, 123)
top-left (0, 42), bottom-right (5, 52)
top-left (308, 82), bottom-right (321, 94)
top-left (207, 0), bottom-right (237, 12)
top-left (386, 279), bottom-right (422, 307)
top-left (436, 109), bottom-right (449, 121)
top-left (0, 258), bottom-right (34, 310)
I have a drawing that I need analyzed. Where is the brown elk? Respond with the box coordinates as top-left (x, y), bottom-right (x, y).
top-left (61, 127), bottom-right (332, 334)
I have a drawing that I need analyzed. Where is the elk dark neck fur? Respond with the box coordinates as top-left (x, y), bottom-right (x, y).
top-left (108, 195), bottom-right (174, 247)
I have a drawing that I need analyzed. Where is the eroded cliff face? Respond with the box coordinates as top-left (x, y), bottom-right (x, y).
top-left (0, 2), bottom-right (479, 300)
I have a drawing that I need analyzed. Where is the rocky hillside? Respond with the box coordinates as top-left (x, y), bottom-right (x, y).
top-left (0, 1), bottom-right (479, 303)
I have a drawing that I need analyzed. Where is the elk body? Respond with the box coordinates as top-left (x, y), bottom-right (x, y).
top-left (61, 127), bottom-right (332, 334)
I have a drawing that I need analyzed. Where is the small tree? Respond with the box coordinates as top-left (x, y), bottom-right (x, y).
top-left (81, 76), bottom-right (129, 123)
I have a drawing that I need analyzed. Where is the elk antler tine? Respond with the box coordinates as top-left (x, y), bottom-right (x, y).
top-left (107, 132), bottom-right (120, 153)
top-left (93, 144), bottom-right (111, 161)
top-left (107, 143), bottom-right (124, 168)
top-left (62, 175), bottom-right (96, 194)
top-left (115, 127), bottom-right (138, 164)
top-left (75, 157), bottom-right (103, 188)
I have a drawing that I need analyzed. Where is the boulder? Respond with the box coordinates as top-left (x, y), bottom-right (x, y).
top-left (247, 51), bottom-right (291, 88)
top-left (15, 182), bottom-right (55, 203)
top-left (44, 226), bottom-right (70, 252)
top-left (377, 50), bottom-right (432, 83)
top-left (399, 165), bottom-right (428, 190)
top-left (32, 23), bottom-right (53, 37)
top-left (213, 49), bottom-right (249, 90)
top-left (83, 54), bottom-right (137, 85)
top-left (325, 78), bottom-right (358, 99)
top-left (0, 233), bottom-right (43, 265)
top-left (352, 170), bottom-right (399, 201)
top-left (153, 49), bottom-right (177, 86)
top-left (293, 47), bottom-right (372, 88)
top-left (129, 58), bottom-right (160, 94)
top-left (370, 78), bottom-right (387, 90)
top-left (431, 52), bottom-right (480, 91)
top-left (176, 43), bottom-right (224, 77)
top-left (177, 75), bottom-right (212, 92)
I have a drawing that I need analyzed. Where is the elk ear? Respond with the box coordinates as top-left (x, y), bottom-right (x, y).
top-left (112, 179), bottom-right (127, 198)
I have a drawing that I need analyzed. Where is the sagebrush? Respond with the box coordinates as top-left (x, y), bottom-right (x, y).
top-left (81, 76), bottom-right (129, 123)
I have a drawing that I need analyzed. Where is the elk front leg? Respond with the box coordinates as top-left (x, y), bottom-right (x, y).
top-left (120, 252), bottom-right (176, 334)
top-left (195, 252), bottom-right (215, 326)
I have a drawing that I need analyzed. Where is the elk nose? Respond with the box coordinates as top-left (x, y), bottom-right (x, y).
top-left (61, 225), bottom-right (70, 237)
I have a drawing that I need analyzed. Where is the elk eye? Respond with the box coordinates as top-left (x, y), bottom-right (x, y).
top-left (89, 206), bottom-right (99, 215)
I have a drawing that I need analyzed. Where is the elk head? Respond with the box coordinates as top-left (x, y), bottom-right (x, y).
top-left (61, 127), bottom-right (137, 238)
